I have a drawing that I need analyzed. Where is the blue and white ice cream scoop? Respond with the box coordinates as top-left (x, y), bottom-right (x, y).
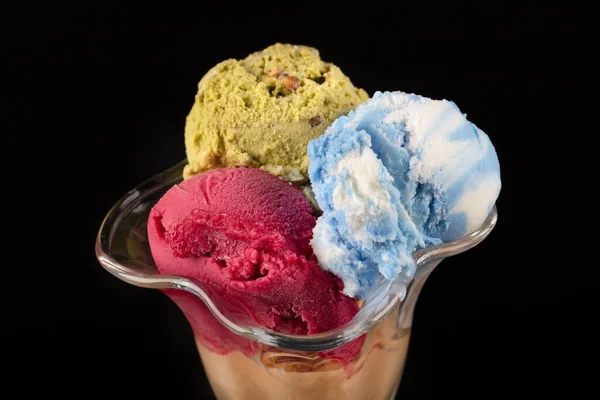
top-left (308, 91), bottom-right (501, 298)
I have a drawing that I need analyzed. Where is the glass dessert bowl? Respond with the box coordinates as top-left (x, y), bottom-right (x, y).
top-left (95, 160), bottom-right (498, 400)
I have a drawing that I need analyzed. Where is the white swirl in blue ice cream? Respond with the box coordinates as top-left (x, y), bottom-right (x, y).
top-left (307, 91), bottom-right (501, 298)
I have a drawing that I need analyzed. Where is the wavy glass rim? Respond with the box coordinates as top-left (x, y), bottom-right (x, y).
top-left (95, 160), bottom-right (498, 352)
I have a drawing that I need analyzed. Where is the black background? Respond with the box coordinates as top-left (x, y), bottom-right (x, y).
top-left (6, 2), bottom-right (595, 399)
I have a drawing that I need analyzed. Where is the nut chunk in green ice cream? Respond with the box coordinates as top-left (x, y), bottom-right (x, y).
top-left (183, 43), bottom-right (369, 183)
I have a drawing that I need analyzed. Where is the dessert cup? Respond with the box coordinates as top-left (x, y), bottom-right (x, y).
top-left (95, 160), bottom-right (498, 400)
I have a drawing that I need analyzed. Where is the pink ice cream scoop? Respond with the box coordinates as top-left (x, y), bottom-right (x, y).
top-left (147, 168), bottom-right (359, 343)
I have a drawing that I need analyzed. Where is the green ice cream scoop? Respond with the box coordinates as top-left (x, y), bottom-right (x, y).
top-left (183, 43), bottom-right (369, 182)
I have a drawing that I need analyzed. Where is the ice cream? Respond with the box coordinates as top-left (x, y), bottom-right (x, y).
top-left (147, 167), bottom-right (359, 338)
top-left (133, 43), bottom-right (502, 400)
top-left (183, 43), bottom-right (369, 182)
top-left (308, 91), bottom-right (501, 298)
top-left (198, 305), bottom-right (410, 400)
top-left (88, 36), bottom-right (505, 400)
